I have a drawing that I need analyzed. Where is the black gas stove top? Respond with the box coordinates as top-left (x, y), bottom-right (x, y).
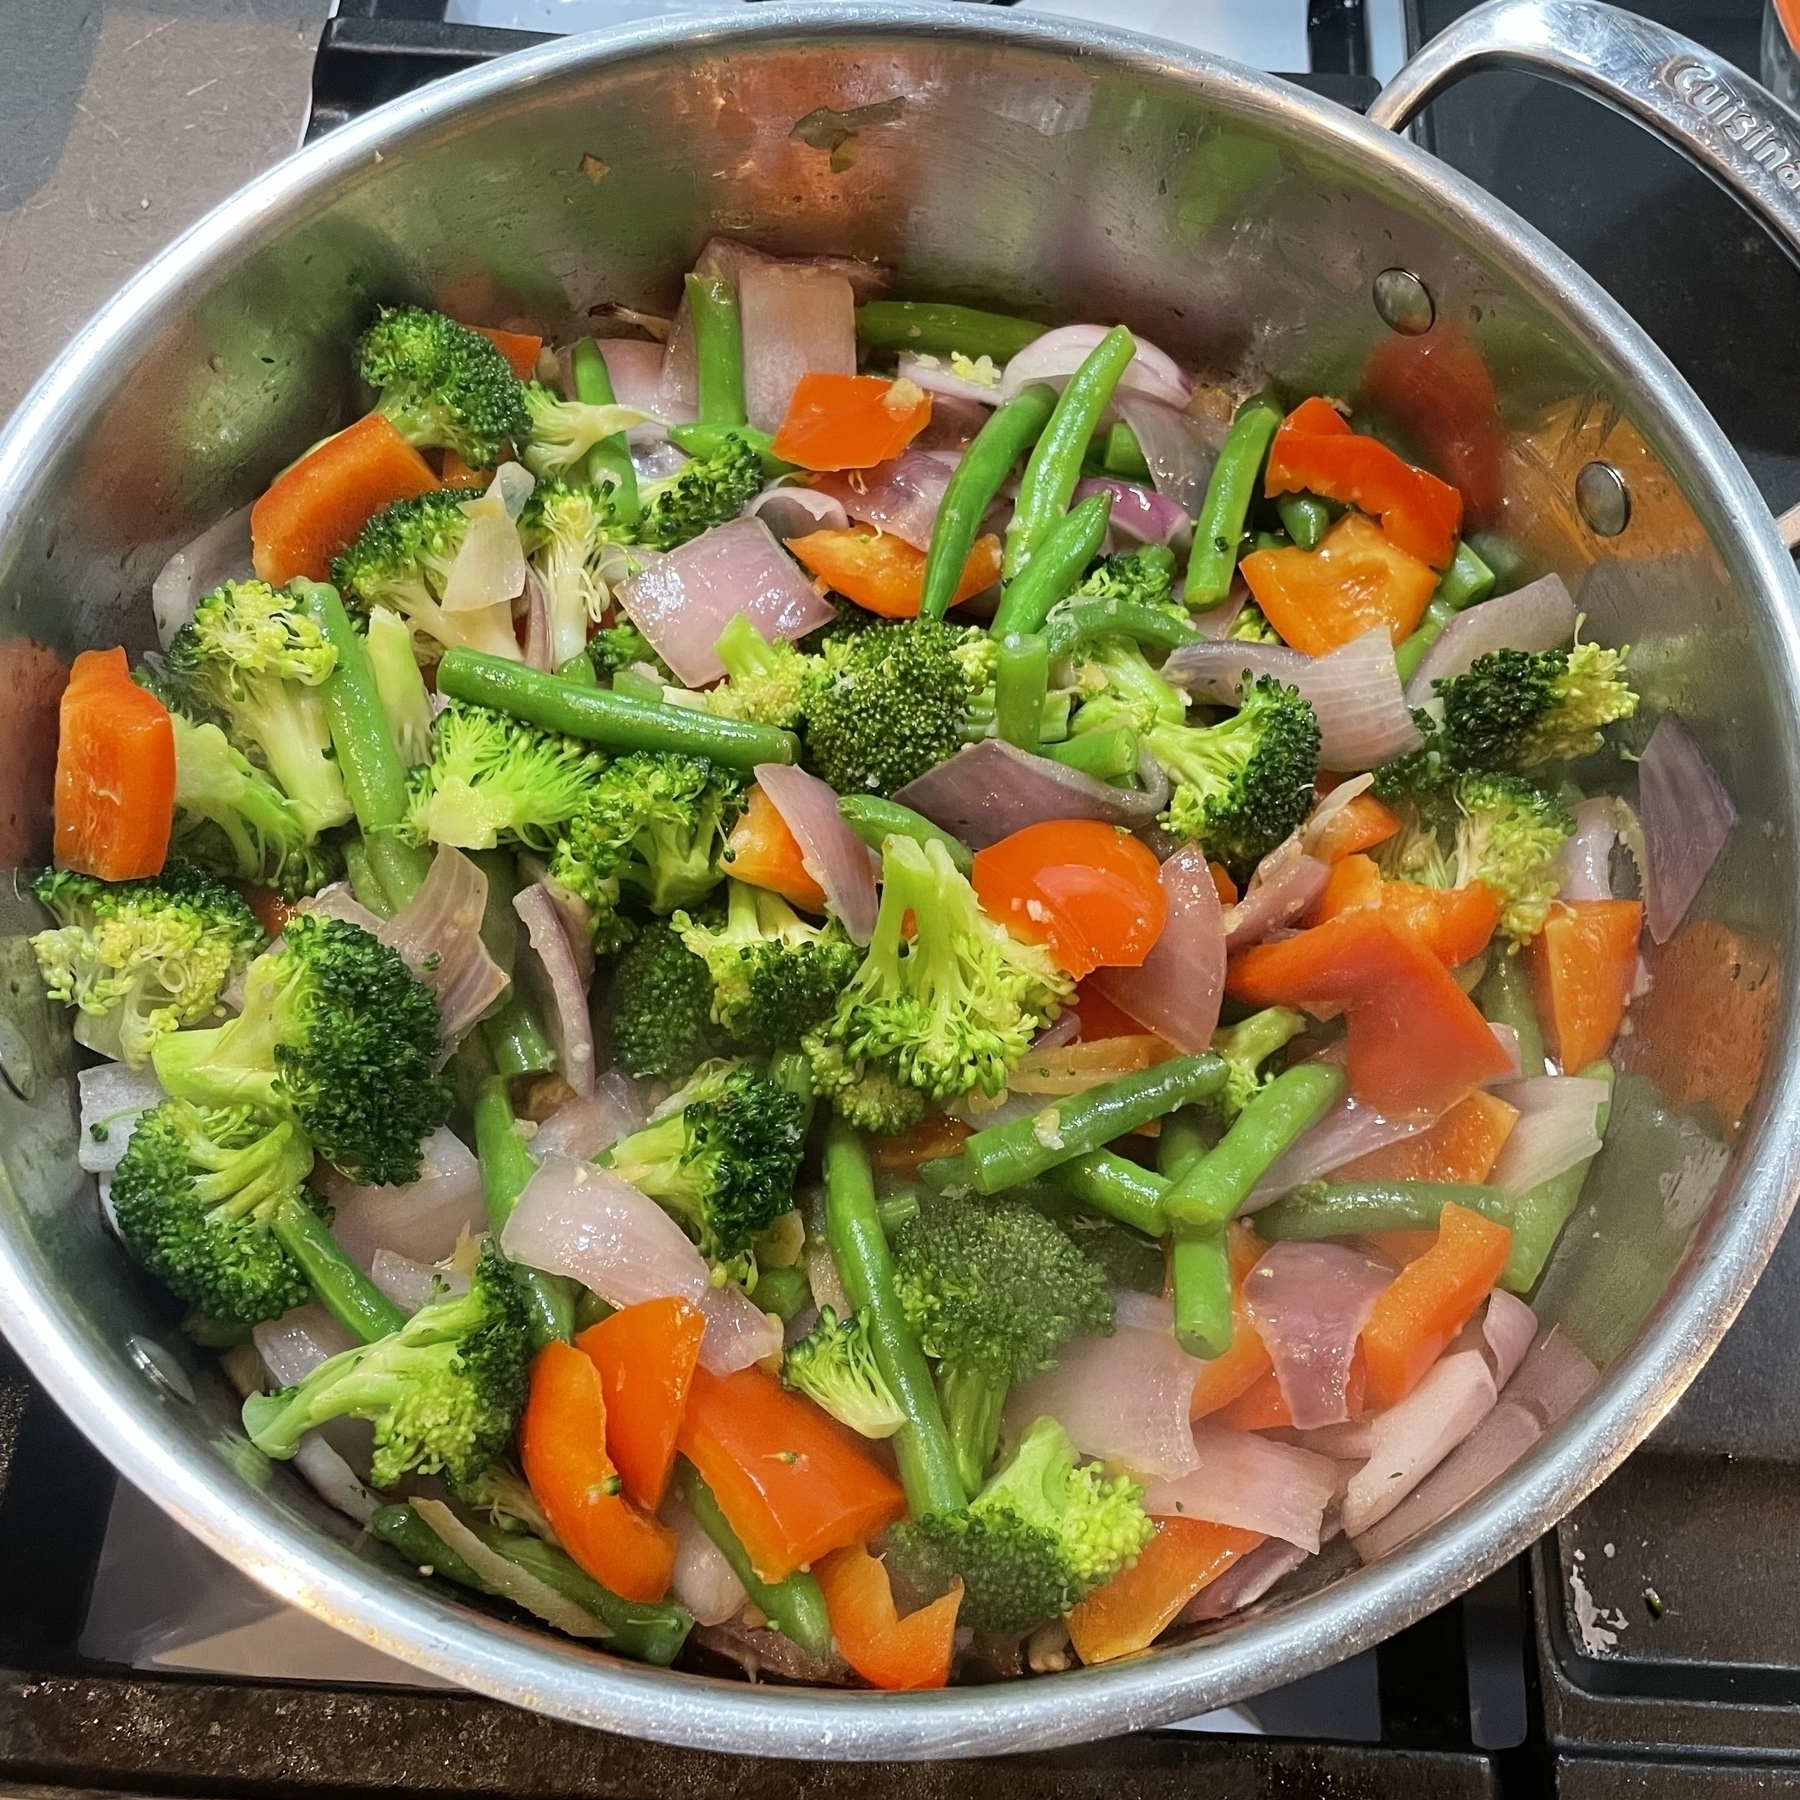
top-left (3, 3), bottom-right (1797, 1794)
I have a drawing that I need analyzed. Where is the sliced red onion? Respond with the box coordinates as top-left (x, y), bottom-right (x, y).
top-left (1031, 1010), bottom-right (1084, 1054)
top-left (1073, 477), bottom-right (1191, 549)
top-left (78, 1064), bottom-right (166, 1174)
top-left (1403, 573), bottom-right (1577, 707)
top-left (322, 1124), bottom-right (485, 1270)
top-left (1482, 1290), bottom-right (1537, 1388)
top-left (1007, 1328), bottom-right (1204, 1480)
top-left (616, 516), bottom-right (834, 688)
top-left (1556, 796), bottom-right (1643, 904)
top-left (1180, 1538), bottom-right (1311, 1623)
top-left (1222, 835), bottom-right (1333, 949)
top-left (663, 1492), bottom-right (749, 1627)
top-left (746, 484), bottom-right (850, 542)
top-left (1640, 716), bottom-right (1736, 944)
top-left (254, 1305), bottom-right (357, 1388)
top-left (520, 566), bottom-right (554, 673)
top-left (1244, 1242), bottom-right (1393, 1429)
top-left (1143, 1423), bottom-right (1339, 1552)
top-left (1090, 845), bottom-right (1224, 1054)
top-left (515, 854), bottom-right (596, 992)
top-left (292, 1434), bottom-right (381, 1525)
top-left (897, 350), bottom-right (1004, 406)
top-left (597, 338), bottom-right (672, 443)
top-left (370, 1248), bottom-right (470, 1316)
top-left (153, 504), bottom-right (254, 649)
top-left (1489, 1075), bottom-right (1609, 1194)
top-left (512, 884), bottom-right (596, 1097)
top-left (1501, 1326), bottom-right (1599, 1426)
top-left (1342, 1350), bottom-right (1497, 1537)
top-left (998, 324), bottom-right (1191, 410)
top-left (811, 453), bottom-right (953, 551)
top-left (1193, 584), bottom-right (1251, 642)
top-left (411, 1497), bottom-right (609, 1641)
top-left (1116, 394), bottom-right (1223, 518)
top-left (1290, 1418), bottom-right (1374, 1461)
top-left (1243, 1092), bottom-right (1440, 1210)
top-left (803, 1234), bottom-right (852, 1320)
top-left (531, 1070), bottom-right (647, 1162)
top-left (380, 847), bottom-right (509, 1052)
top-left (739, 261), bottom-right (857, 436)
top-left (892, 739), bottom-right (1168, 852)
top-left (500, 1155), bottom-right (781, 1372)
top-left (753, 762), bottom-right (880, 945)
top-left (913, 394), bottom-right (990, 452)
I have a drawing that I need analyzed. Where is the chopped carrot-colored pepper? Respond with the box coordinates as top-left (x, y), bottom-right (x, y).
top-left (1339, 1090), bottom-right (1519, 1186)
top-left (1241, 513), bottom-right (1440, 656)
top-left (721, 785), bottom-right (828, 912)
top-left (575, 1297), bottom-right (705, 1513)
top-left (1066, 1516), bottom-right (1263, 1665)
top-left (1526, 899), bottom-right (1643, 1073)
top-left (52, 648), bottom-right (175, 881)
top-left (469, 324), bottom-right (543, 380)
top-left (815, 1543), bottom-right (961, 1690)
top-left (1310, 791), bottom-right (1402, 863)
top-left (787, 528), bottom-right (1001, 619)
top-left (772, 373), bottom-right (932, 471)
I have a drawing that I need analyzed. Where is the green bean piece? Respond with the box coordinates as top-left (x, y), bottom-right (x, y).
top-left (553, 652), bottom-right (599, 686)
top-left (569, 338), bottom-right (639, 524)
top-left (920, 384), bottom-right (1058, 619)
top-left (372, 1502), bottom-right (486, 1587)
top-left (485, 994), bottom-right (558, 1078)
top-left (295, 579), bottom-right (433, 907)
top-left (1393, 540), bottom-right (1498, 682)
top-left (685, 273), bottom-right (747, 429)
top-left (994, 632), bottom-right (1050, 754)
top-left (473, 1072), bottom-right (574, 1347)
top-left (752, 1263), bottom-right (812, 1324)
top-left (269, 1195), bottom-right (406, 1343)
top-left (1251, 531), bottom-right (1289, 553)
top-left (572, 1288), bottom-right (614, 1332)
top-left (836, 794), bottom-right (974, 874)
top-left (1172, 1222), bottom-right (1234, 1359)
top-left (1006, 327), bottom-right (1137, 581)
top-left (1102, 420), bottom-right (1153, 481)
top-left (1157, 1106), bottom-right (1213, 1183)
top-left (1477, 954), bottom-right (1546, 1078)
top-left (609, 666), bottom-right (666, 705)
top-left (1048, 1149), bottom-right (1169, 1238)
top-left (677, 1462), bottom-right (833, 1655)
top-left (1185, 391), bottom-right (1285, 608)
top-left (1041, 594), bottom-right (1197, 662)
top-left (436, 649), bottom-right (799, 770)
top-left (992, 491), bottom-right (1114, 637)
top-left (1044, 727), bottom-right (1138, 784)
top-left (1162, 1062), bottom-right (1345, 1227)
top-left (342, 837), bottom-right (392, 919)
top-left (1503, 1061), bottom-right (1614, 1293)
top-left (467, 848), bottom-right (521, 973)
top-left (1275, 493), bottom-right (1331, 551)
top-left (962, 1054), bottom-right (1225, 1194)
top-left (854, 300), bottom-right (1047, 363)
top-left (1254, 1178), bottom-right (1516, 1243)
top-left (823, 1119), bottom-right (966, 1514)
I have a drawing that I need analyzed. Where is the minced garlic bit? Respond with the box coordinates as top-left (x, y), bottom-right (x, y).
top-left (882, 377), bottom-right (926, 415)
top-left (1031, 1108), bottom-right (1064, 1151)
top-left (949, 352), bottom-right (1002, 388)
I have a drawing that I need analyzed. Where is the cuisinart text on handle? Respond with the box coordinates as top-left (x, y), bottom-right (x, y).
top-left (1663, 54), bottom-right (1800, 190)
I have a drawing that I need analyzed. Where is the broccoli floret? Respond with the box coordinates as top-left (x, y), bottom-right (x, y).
top-left (1148, 675), bottom-right (1320, 880)
top-left (356, 306), bottom-right (528, 467)
top-left (1071, 544), bottom-right (1179, 612)
top-left (705, 613), bottom-right (810, 729)
top-left (242, 1239), bottom-right (531, 1491)
top-left (1066, 637), bottom-right (1189, 739)
top-left (604, 1060), bottom-right (806, 1277)
top-left (405, 700), bottom-right (603, 853)
top-left (609, 920), bottom-right (724, 1083)
top-left (636, 432), bottom-right (765, 551)
top-left (550, 752), bottom-right (743, 951)
top-left (1437, 639), bottom-right (1639, 773)
top-left (1227, 600), bottom-right (1281, 644)
top-left (806, 835), bottom-right (1072, 1122)
top-left (782, 1305), bottom-right (906, 1438)
top-left (887, 1415), bottom-right (1153, 1634)
top-left (1210, 1005), bottom-right (1306, 1123)
top-left (675, 880), bottom-right (860, 1055)
top-left (585, 620), bottom-right (671, 684)
top-left (892, 1188), bottom-right (1111, 1493)
top-left (800, 619), bottom-right (976, 796)
top-left (519, 384), bottom-right (633, 487)
top-left (31, 863), bottom-right (266, 1067)
top-left (161, 581), bottom-right (352, 836)
top-left (804, 1043), bottom-right (928, 1136)
top-left (151, 913), bottom-right (448, 1186)
top-left (519, 477), bottom-right (632, 669)
top-left (111, 1099), bottom-right (317, 1326)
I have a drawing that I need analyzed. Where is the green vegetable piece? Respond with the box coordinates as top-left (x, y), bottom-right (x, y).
top-left (1170, 1221), bottom-right (1234, 1359)
top-left (836, 794), bottom-right (974, 874)
top-left (678, 1462), bottom-right (832, 1655)
top-left (365, 604), bottom-right (435, 767)
top-left (994, 632), bottom-right (1051, 753)
top-left (1101, 421), bottom-right (1152, 481)
top-left (1044, 727), bottom-right (1139, 784)
top-left (1047, 1149), bottom-right (1170, 1238)
top-left (1254, 1178), bottom-right (1515, 1243)
top-left (611, 919), bottom-right (725, 1083)
top-left (1478, 954), bottom-right (1547, 1078)
top-left (1502, 1060), bottom-right (1613, 1292)
top-left (473, 1068), bottom-right (574, 1347)
top-left (754, 1262), bottom-right (813, 1324)
top-left (854, 300), bottom-right (1047, 362)
top-left (269, 1191), bottom-right (408, 1342)
top-left (357, 306), bottom-right (527, 467)
top-left (1393, 540), bottom-right (1496, 683)
top-left (783, 1304), bottom-right (906, 1437)
top-left (1186, 391), bottom-right (1284, 608)
top-left (1275, 493), bottom-right (1331, 551)
top-left (992, 491), bottom-right (1114, 638)
top-left (569, 337), bottom-right (639, 522)
top-left (685, 273), bottom-right (748, 429)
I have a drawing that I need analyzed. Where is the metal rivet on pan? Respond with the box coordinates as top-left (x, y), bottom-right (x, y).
top-left (126, 1335), bottom-right (195, 1405)
top-left (1373, 267), bottom-right (1434, 336)
top-left (1576, 461), bottom-right (1632, 537)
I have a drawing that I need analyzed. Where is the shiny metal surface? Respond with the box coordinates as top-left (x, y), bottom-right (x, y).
top-left (0, 0), bottom-right (1797, 1760)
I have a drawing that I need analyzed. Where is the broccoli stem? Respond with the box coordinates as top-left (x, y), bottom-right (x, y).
top-left (937, 1364), bottom-right (1008, 1498)
top-left (685, 274), bottom-right (748, 430)
top-left (364, 604), bottom-right (435, 768)
top-left (1040, 598), bottom-right (1197, 663)
top-left (295, 579), bottom-right (433, 908)
top-left (836, 794), bottom-right (974, 874)
top-left (853, 300), bottom-right (1047, 363)
top-left (1044, 727), bottom-right (1139, 784)
top-left (1274, 493), bottom-right (1331, 551)
top-left (822, 1118), bottom-right (966, 1515)
top-left (268, 1195), bottom-right (406, 1342)
top-left (1170, 1223), bottom-right (1234, 1359)
top-left (1477, 954), bottom-right (1547, 1078)
top-left (1253, 1177), bottom-right (1515, 1243)
top-left (553, 652), bottom-right (599, 686)
top-left (342, 837), bottom-right (392, 919)
top-left (676, 1461), bottom-right (832, 1655)
top-left (435, 649), bottom-right (800, 771)
top-left (994, 632), bottom-right (1050, 754)
top-left (1186, 391), bottom-right (1285, 608)
top-left (1043, 1149), bottom-right (1169, 1237)
top-left (1502, 1060), bottom-right (1613, 1293)
top-left (569, 338), bottom-right (640, 523)
top-left (472, 1072), bottom-right (574, 1347)
top-left (1101, 419), bottom-right (1152, 481)
top-left (1394, 541), bottom-right (1498, 682)
top-left (992, 491), bottom-right (1113, 638)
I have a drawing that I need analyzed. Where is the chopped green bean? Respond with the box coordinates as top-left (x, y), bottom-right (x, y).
top-left (1503, 1061), bottom-right (1613, 1293)
top-left (553, 652), bottom-right (599, 686)
top-left (1102, 420), bottom-right (1153, 481)
top-left (1185, 391), bottom-right (1284, 608)
top-left (753, 1263), bottom-right (812, 1324)
top-left (994, 632), bottom-right (1050, 753)
top-left (991, 491), bottom-right (1113, 637)
top-left (685, 273), bottom-right (747, 429)
top-left (1254, 1178), bottom-right (1515, 1242)
top-left (678, 1462), bottom-right (832, 1654)
top-left (836, 794), bottom-right (974, 873)
top-left (1157, 1106), bottom-right (1213, 1182)
top-left (473, 1070), bottom-right (574, 1348)
top-left (855, 300), bottom-right (1046, 363)
top-left (1275, 493), bottom-right (1331, 551)
top-left (342, 837), bottom-right (391, 919)
top-left (570, 338), bottom-right (639, 524)
top-left (1171, 1223), bottom-right (1233, 1359)
top-left (1042, 595), bottom-right (1197, 662)
top-left (269, 1196), bottom-right (405, 1343)
top-left (1394, 540), bottom-right (1497, 682)
top-left (1047, 1149), bottom-right (1169, 1238)
top-left (1477, 954), bottom-right (1546, 1078)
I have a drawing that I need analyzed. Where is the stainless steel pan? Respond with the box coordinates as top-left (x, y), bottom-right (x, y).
top-left (0, 0), bottom-right (1797, 1759)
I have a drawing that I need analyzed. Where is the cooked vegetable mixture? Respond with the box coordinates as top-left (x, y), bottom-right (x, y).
top-left (37, 242), bottom-right (1727, 1688)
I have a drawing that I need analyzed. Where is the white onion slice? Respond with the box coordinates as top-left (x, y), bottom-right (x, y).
top-left (1489, 1075), bottom-right (1608, 1194)
top-left (1090, 845), bottom-right (1224, 1053)
top-left (753, 763), bottom-right (879, 945)
top-left (78, 1064), bottom-right (166, 1173)
top-left (513, 884), bottom-right (596, 1097)
top-left (597, 338), bottom-right (672, 443)
top-left (897, 349), bottom-right (1004, 406)
top-left (1115, 394), bottom-right (1222, 518)
top-left (531, 1071), bottom-right (647, 1162)
top-left (1008, 1329), bottom-right (1204, 1480)
top-left (1403, 573), bottom-right (1577, 706)
top-left (1639, 716), bottom-right (1736, 944)
top-left (322, 1124), bottom-right (485, 1269)
top-left (663, 1492), bottom-right (749, 1626)
top-left (380, 848), bottom-right (510, 1052)
top-left (1072, 477), bottom-right (1191, 549)
top-left (370, 1249), bottom-right (470, 1316)
top-left (739, 261), bottom-right (857, 436)
top-left (1245, 1242), bottom-right (1393, 1429)
top-left (1556, 796), bottom-right (1643, 904)
top-left (746, 484), bottom-right (850, 542)
top-left (443, 472), bottom-right (533, 613)
top-left (153, 504), bottom-right (254, 649)
top-left (254, 1305), bottom-right (357, 1389)
top-left (292, 1434), bottom-right (381, 1525)
top-left (998, 324), bottom-right (1191, 410)
top-left (410, 1498), bottom-right (609, 1640)
top-left (1482, 1290), bottom-right (1537, 1389)
top-left (1501, 1326), bottom-right (1599, 1426)
top-left (1143, 1423), bottom-right (1338, 1552)
top-left (1342, 1350), bottom-right (1497, 1537)
top-left (1222, 834), bottom-right (1333, 949)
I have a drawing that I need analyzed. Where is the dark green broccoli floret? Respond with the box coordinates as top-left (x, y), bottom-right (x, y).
top-left (31, 863), bottom-right (266, 1068)
top-left (151, 912), bottom-right (448, 1186)
top-left (357, 306), bottom-right (528, 467)
top-left (604, 1060), bottom-right (806, 1277)
top-left (405, 699), bottom-right (603, 853)
top-left (782, 1305), bottom-right (905, 1438)
top-left (161, 580), bottom-right (351, 836)
top-left (584, 619), bottom-right (672, 684)
top-left (609, 920), bottom-right (724, 1083)
top-left (1071, 543), bottom-right (1179, 611)
top-left (550, 752), bottom-right (743, 952)
top-left (243, 1239), bottom-right (531, 1491)
top-left (886, 1415), bottom-right (1152, 1634)
top-left (636, 432), bottom-right (765, 551)
top-left (675, 880), bottom-right (860, 1055)
top-left (800, 618), bottom-right (977, 796)
top-left (1435, 640), bottom-right (1638, 774)
top-left (519, 477), bottom-right (635, 668)
top-left (111, 1099), bottom-right (317, 1327)
top-left (1149, 674), bottom-right (1320, 880)
top-left (705, 613), bottom-right (810, 729)
top-left (892, 1189), bottom-right (1112, 1494)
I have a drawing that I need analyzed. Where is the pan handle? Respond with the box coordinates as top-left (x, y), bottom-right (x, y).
top-left (1370, 0), bottom-right (1800, 547)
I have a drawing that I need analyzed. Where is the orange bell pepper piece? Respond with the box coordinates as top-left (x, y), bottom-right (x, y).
top-left (772, 373), bottom-right (932, 472)
top-left (815, 1543), bottom-right (962, 1690)
top-left (1526, 899), bottom-right (1643, 1072)
top-left (1066, 1516), bottom-right (1264, 1665)
top-left (872, 1114), bottom-right (973, 1176)
top-left (1340, 1089), bottom-right (1519, 1186)
top-left (675, 1365), bottom-right (907, 1584)
top-left (1310, 855), bottom-right (1499, 969)
top-left (1241, 512), bottom-right (1440, 656)
top-left (1360, 1202), bottom-right (1512, 1411)
top-left (1189, 1223), bottom-right (1273, 1421)
top-left (787, 528), bottom-right (1002, 620)
top-left (575, 1298), bottom-right (706, 1513)
top-left (519, 1341), bottom-right (678, 1603)
top-left (251, 412), bottom-right (440, 584)
top-left (469, 324), bottom-right (543, 380)
top-left (52, 648), bottom-right (175, 881)
top-left (721, 785), bottom-right (828, 912)
top-left (1263, 395), bottom-right (1464, 569)
top-left (1228, 910), bottom-right (1512, 1116)
top-left (438, 449), bottom-right (491, 489)
top-left (1311, 791), bottom-right (1402, 863)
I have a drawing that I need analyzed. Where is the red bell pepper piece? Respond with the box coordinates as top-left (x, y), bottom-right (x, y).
top-left (575, 1297), bottom-right (706, 1513)
top-left (771, 373), bottom-right (932, 472)
top-left (815, 1543), bottom-right (962, 1689)
top-left (1066, 1516), bottom-right (1264, 1664)
top-left (1526, 899), bottom-right (1643, 1072)
top-left (52, 648), bottom-right (175, 881)
top-left (1241, 513), bottom-right (1440, 655)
